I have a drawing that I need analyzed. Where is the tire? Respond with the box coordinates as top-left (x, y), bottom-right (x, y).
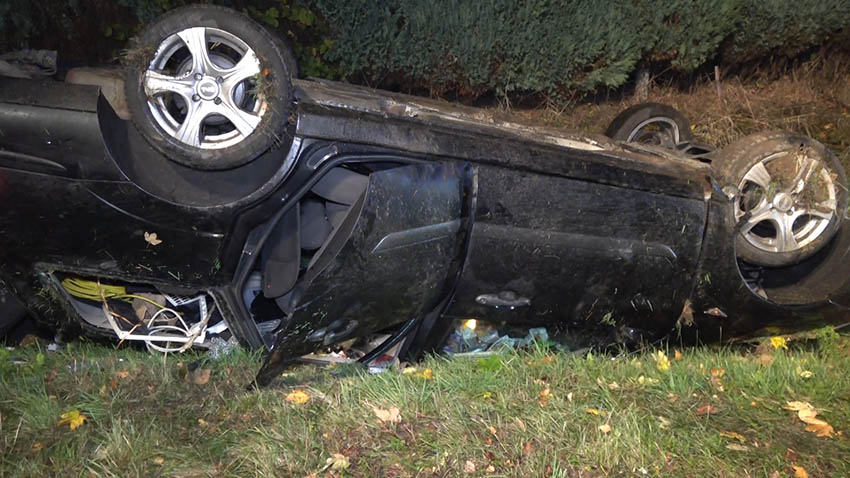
top-left (711, 132), bottom-right (848, 267)
top-left (124, 4), bottom-right (297, 170)
top-left (606, 103), bottom-right (694, 149)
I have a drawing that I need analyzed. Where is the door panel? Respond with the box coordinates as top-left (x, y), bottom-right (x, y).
top-left (445, 164), bottom-right (707, 334)
top-left (258, 161), bottom-right (470, 381)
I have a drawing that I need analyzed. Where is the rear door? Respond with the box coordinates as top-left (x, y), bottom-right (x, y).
top-left (445, 149), bottom-right (709, 336)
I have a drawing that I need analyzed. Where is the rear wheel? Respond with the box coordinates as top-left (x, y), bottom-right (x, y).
top-left (606, 103), bottom-right (693, 149)
top-left (125, 4), bottom-right (297, 170)
top-left (712, 132), bottom-right (848, 267)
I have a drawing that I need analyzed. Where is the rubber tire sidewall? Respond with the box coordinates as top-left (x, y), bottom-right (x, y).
top-left (125, 4), bottom-right (296, 170)
top-left (605, 102), bottom-right (694, 145)
top-left (711, 132), bottom-right (849, 268)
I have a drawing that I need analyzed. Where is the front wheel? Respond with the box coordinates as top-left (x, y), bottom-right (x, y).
top-left (124, 4), bottom-right (297, 170)
top-left (712, 132), bottom-right (848, 267)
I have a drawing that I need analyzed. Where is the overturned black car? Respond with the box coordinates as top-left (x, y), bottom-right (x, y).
top-left (1, 5), bottom-right (849, 385)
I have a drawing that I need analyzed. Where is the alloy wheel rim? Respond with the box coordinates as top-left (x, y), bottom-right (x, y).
top-left (735, 149), bottom-right (838, 254)
top-left (627, 117), bottom-right (681, 148)
top-left (143, 27), bottom-right (267, 150)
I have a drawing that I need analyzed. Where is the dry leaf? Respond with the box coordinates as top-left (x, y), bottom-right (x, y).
top-left (696, 404), bottom-right (718, 416)
top-left (784, 401), bottom-right (834, 437)
top-left (486, 464), bottom-right (496, 473)
top-left (784, 401), bottom-right (814, 412)
top-left (372, 405), bottom-right (401, 424)
top-left (32, 442), bottom-right (45, 451)
top-left (326, 453), bottom-right (350, 471)
top-left (658, 416), bottom-right (671, 429)
top-left (144, 231), bottom-right (163, 246)
top-left (514, 417), bottom-right (527, 432)
top-left (191, 368), bottom-right (211, 385)
top-left (115, 369), bottom-right (130, 379)
top-left (726, 444), bottom-right (749, 451)
top-left (654, 351), bottom-right (670, 372)
top-left (770, 336), bottom-right (788, 350)
top-left (805, 421), bottom-right (835, 438)
top-left (586, 408), bottom-right (604, 416)
top-left (539, 385), bottom-right (551, 406)
top-left (567, 392), bottom-right (574, 402)
top-left (674, 349), bottom-right (684, 360)
top-left (598, 423), bottom-right (612, 434)
top-left (607, 382), bottom-right (620, 390)
top-left (792, 465), bottom-right (809, 478)
top-left (464, 460), bottom-right (476, 473)
top-left (421, 368), bottom-right (434, 380)
top-left (402, 367), bottom-right (418, 374)
top-left (799, 370), bottom-right (814, 378)
top-left (522, 442), bottom-right (533, 454)
top-left (57, 410), bottom-right (86, 430)
top-left (152, 457), bottom-right (165, 465)
top-left (488, 425), bottom-right (497, 436)
top-left (720, 431), bottom-right (746, 443)
top-left (285, 389), bottom-right (310, 405)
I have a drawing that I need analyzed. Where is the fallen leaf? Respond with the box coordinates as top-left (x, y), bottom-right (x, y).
top-left (326, 453), bottom-right (350, 471)
top-left (770, 336), bottom-right (788, 350)
top-left (658, 416), bottom-right (671, 429)
top-left (709, 367), bottom-right (725, 392)
top-left (598, 423), bottom-right (612, 434)
top-left (696, 404), bottom-right (718, 416)
top-left (152, 456), bottom-right (165, 465)
top-left (792, 465), bottom-right (809, 478)
top-left (464, 460), bottom-right (476, 473)
top-left (32, 442), bottom-right (45, 451)
top-left (567, 392), bottom-right (574, 402)
top-left (799, 370), bottom-right (814, 378)
top-left (710, 367), bottom-right (725, 378)
top-left (586, 408), bottom-right (603, 416)
top-left (522, 442), bottom-right (533, 454)
top-left (539, 385), bottom-right (551, 406)
top-left (486, 464), bottom-right (496, 473)
top-left (805, 421), bottom-right (835, 438)
top-left (402, 367), bottom-right (418, 374)
top-left (720, 431), bottom-right (746, 443)
top-left (421, 368), bottom-right (434, 380)
top-left (481, 392), bottom-right (493, 399)
top-left (144, 231), bottom-right (163, 246)
top-left (514, 417), bottom-right (527, 432)
top-left (543, 355), bottom-right (554, 363)
top-left (57, 410), bottom-right (86, 430)
top-left (488, 425), bottom-right (497, 436)
top-left (607, 381), bottom-right (620, 390)
top-left (674, 349), bottom-right (684, 360)
top-left (191, 368), bottom-right (211, 385)
top-left (654, 351), bottom-right (670, 372)
top-left (784, 401), bottom-right (814, 412)
top-left (285, 389), bottom-right (310, 405)
top-left (372, 405), bottom-right (401, 424)
top-left (726, 444), bottom-right (749, 451)
top-left (115, 369), bottom-right (130, 379)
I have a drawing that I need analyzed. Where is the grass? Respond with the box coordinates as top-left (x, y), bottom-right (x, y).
top-left (2, 332), bottom-right (850, 477)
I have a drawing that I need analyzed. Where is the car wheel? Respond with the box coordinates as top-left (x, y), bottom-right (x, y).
top-left (124, 4), bottom-right (296, 170)
top-left (712, 132), bottom-right (848, 267)
top-left (605, 103), bottom-right (694, 149)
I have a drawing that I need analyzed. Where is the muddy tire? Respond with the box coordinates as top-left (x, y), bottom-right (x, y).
top-left (712, 132), bottom-right (848, 267)
top-left (606, 103), bottom-right (693, 149)
top-left (125, 4), bottom-right (296, 170)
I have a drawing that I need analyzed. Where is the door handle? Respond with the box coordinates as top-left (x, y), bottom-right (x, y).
top-left (475, 290), bottom-right (530, 308)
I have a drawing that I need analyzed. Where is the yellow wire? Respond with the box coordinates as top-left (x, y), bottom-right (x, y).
top-left (60, 278), bottom-right (167, 310)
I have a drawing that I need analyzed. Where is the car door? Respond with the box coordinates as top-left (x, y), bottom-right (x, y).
top-left (444, 147), bottom-right (710, 337)
top-left (257, 160), bottom-right (472, 383)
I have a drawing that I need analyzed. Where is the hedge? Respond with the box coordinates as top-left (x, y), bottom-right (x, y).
top-left (1, 0), bottom-right (848, 100)
top-left (312, 0), bottom-right (850, 99)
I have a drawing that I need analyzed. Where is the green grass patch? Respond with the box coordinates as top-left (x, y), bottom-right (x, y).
top-left (2, 335), bottom-right (850, 477)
